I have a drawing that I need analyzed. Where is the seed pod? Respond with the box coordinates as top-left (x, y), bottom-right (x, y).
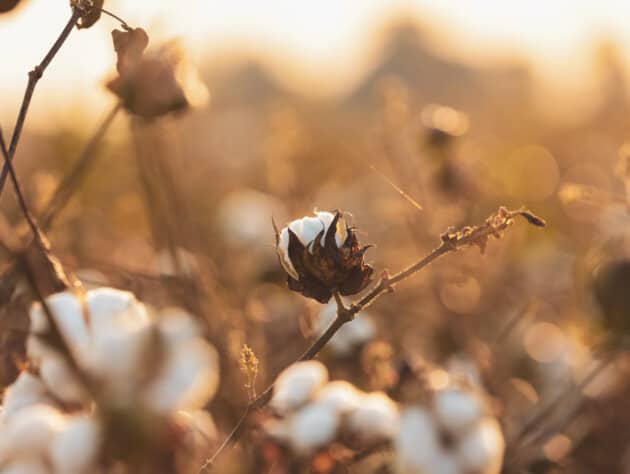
top-left (275, 211), bottom-right (373, 303)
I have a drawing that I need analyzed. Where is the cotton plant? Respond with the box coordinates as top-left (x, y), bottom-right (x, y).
top-left (0, 287), bottom-right (220, 473)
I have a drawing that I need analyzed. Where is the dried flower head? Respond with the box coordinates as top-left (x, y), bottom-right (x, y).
top-left (106, 28), bottom-right (209, 119)
top-left (275, 211), bottom-right (373, 303)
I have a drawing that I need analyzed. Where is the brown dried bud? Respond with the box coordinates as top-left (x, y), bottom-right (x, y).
top-left (275, 211), bottom-right (373, 303)
top-left (106, 29), bottom-right (208, 119)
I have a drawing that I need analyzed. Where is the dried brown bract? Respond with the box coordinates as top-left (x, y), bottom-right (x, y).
top-left (106, 28), bottom-right (208, 119)
top-left (276, 211), bottom-right (374, 303)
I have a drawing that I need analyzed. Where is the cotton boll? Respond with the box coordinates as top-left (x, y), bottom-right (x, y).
top-left (395, 407), bottom-right (440, 473)
top-left (88, 317), bottom-right (154, 399)
top-left (346, 392), bottom-right (399, 443)
top-left (144, 340), bottom-right (219, 413)
top-left (315, 381), bottom-right (362, 415)
top-left (421, 451), bottom-right (460, 474)
top-left (28, 291), bottom-right (88, 357)
top-left (456, 418), bottom-right (505, 474)
top-left (434, 389), bottom-right (483, 435)
top-left (1, 372), bottom-right (52, 423)
top-left (39, 356), bottom-right (86, 404)
top-left (316, 211), bottom-right (345, 247)
top-left (50, 415), bottom-right (101, 474)
top-left (295, 216), bottom-right (325, 247)
top-left (290, 402), bottom-right (340, 455)
top-left (1, 459), bottom-right (49, 474)
top-left (86, 287), bottom-right (148, 329)
top-left (0, 404), bottom-right (67, 462)
top-left (264, 417), bottom-right (292, 445)
top-left (271, 361), bottom-right (329, 414)
top-left (276, 229), bottom-right (299, 280)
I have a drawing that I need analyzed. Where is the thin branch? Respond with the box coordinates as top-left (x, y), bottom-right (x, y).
top-left (0, 7), bottom-right (81, 200)
top-left (41, 102), bottom-right (122, 229)
top-left (199, 207), bottom-right (545, 472)
top-left (100, 7), bottom-right (132, 30)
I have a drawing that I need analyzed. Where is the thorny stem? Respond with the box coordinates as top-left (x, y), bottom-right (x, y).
top-left (41, 102), bottom-right (123, 229)
top-left (200, 207), bottom-right (545, 472)
top-left (0, 7), bottom-right (81, 200)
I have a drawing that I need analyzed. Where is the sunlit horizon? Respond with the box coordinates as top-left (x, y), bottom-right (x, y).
top-left (1, 0), bottom-right (630, 129)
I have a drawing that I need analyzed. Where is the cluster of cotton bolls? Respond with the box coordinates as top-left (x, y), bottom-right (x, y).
top-left (316, 299), bottom-right (376, 357)
top-left (265, 361), bottom-right (399, 455)
top-left (395, 387), bottom-right (504, 474)
top-left (0, 287), bottom-right (219, 474)
top-left (263, 360), bottom-right (505, 474)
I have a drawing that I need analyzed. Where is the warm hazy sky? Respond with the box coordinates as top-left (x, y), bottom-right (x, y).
top-left (1, 0), bottom-right (630, 127)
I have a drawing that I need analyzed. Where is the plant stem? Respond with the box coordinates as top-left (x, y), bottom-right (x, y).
top-left (0, 7), bottom-right (81, 200)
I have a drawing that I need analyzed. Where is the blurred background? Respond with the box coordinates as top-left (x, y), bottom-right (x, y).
top-left (2, 1), bottom-right (630, 472)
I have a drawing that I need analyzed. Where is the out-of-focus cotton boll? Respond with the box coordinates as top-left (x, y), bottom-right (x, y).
top-left (434, 389), bottom-right (483, 435)
top-left (87, 316), bottom-right (154, 399)
top-left (346, 391), bottom-right (399, 443)
top-left (1, 459), bottom-right (49, 474)
top-left (317, 300), bottom-right (376, 356)
top-left (217, 189), bottom-right (287, 245)
top-left (158, 308), bottom-right (203, 344)
top-left (85, 287), bottom-right (149, 329)
top-left (456, 418), bottom-right (505, 474)
top-left (39, 356), bottom-right (86, 405)
top-left (1, 372), bottom-right (52, 423)
top-left (271, 361), bottom-right (329, 414)
top-left (175, 409), bottom-right (217, 449)
top-left (290, 402), bottom-right (340, 455)
top-left (50, 415), bottom-right (101, 474)
top-left (314, 381), bottom-right (363, 415)
top-left (144, 339), bottom-right (219, 414)
top-left (0, 404), bottom-right (67, 463)
top-left (395, 407), bottom-right (440, 473)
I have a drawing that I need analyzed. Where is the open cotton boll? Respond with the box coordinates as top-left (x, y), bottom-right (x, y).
top-left (157, 308), bottom-right (203, 344)
top-left (346, 392), bottom-right (399, 443)
top-left (290, 402), bottom-right (340, 455)
top-left (1, 372), bottom-right (52, 423)
top-left (87, 317), bottom-right (154, 399)
top-left (39, 356), bottom-right (86, 404)
top-left (315, 381), bottom-right (363, 415)
top-left (277, 211), bottom-right (347, 280)
top-left (317, 301), bottom-right (376, 356)
top-left (28, 291), bottom-right (88, 360)
top-left (434, 389), bottom-right (484, 435)
top-left (143, 340), bottom-right (219, 413)
top-left (2, 459), bottom-right (49, 474)
top-left (456, 418), bottom-right (505, 474)
top-left (395, 407), bottom-right (440, 474)
top-left (50, 415), bottom-right (101, 474)
top-left (0, 404), bottom-right (67, 463)
top-left (85, 287), bottom-right (149, 330)
top-left (271, 361), bottom-right (329, 414)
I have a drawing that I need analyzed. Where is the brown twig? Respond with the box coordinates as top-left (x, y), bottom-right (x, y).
top-left (199, 206), bottom-right (545, 472)
top-left (0, 7), bottom-right (81, 201)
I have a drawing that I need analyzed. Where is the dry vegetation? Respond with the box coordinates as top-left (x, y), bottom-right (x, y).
top-left (0, 2), bottom-right (629, 474)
